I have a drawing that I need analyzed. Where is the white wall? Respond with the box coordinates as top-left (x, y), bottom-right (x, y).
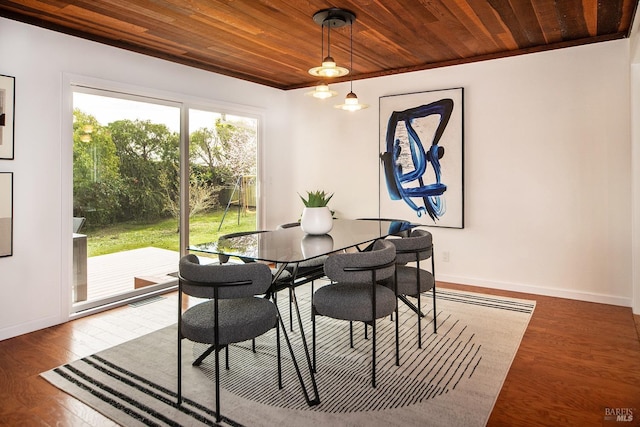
top-left (630, 17), bottom-right (640, 315)
top-left (632, 63), bottom-right (640, 315)
top-left (0, 18), bottom-right (290, 340)
top-left (283, 40), bottom-right (633, 307)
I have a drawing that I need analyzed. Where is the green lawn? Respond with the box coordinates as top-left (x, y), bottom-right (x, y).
top-left (85, 209), bottom-right (257, 257)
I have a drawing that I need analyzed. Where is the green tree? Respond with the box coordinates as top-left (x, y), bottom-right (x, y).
top-left (222, 121), bottom-right (257, 178)
top-left (164, 179), bottom-right (220, 224)
top-left (73, 109), bottom-right (123, 226)
top-left (189, 118), bottom-right (257, 185)
top-left (109, 119), bottom-right (179, 221)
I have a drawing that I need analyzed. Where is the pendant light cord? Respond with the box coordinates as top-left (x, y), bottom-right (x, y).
top-left (350, 18), bottom-right (353, 92)
top-left (327, 20), bottom-right (331, 58)
top-left (321, 23), bottom-right (325, 58)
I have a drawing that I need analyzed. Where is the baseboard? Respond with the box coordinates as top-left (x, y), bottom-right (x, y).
top-left (0, 314), bottom-right (63, 342)
top-left (437, 273), bottom-right (633, 307)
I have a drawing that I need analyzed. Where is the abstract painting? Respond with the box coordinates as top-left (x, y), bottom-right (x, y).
top-left (379, 88), bottom-right (463, 228)
top-left (0, 172), bottom-right (12, 257)
top-left (0, 74), bottom-right (15, 160)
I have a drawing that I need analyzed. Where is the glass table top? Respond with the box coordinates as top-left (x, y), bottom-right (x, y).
top-left (188, 219), bottom-right (417, 264)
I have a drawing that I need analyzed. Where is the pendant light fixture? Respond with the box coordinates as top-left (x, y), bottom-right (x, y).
top-left (304, 82), bottom-right (338, 99)
top-left (335, 14), bottom-right (368, 111)
top-left (308, 8), bottom-right (354, 78)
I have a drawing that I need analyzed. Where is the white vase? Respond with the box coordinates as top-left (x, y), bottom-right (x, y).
top-left (300, 207), bottom-right (333, 235)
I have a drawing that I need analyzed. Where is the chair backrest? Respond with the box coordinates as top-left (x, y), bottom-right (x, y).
top-left (324, 239), bottom-right (396, 283)
top-left (73, 217), bottom-right (86, 233)
top-left (179, 254), bottom-right (272, 299)
top-left (387, 229), bottom-right (433, 265)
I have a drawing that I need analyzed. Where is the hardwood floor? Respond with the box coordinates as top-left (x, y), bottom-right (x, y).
top-left (0, 283), bottom-right (639, 426)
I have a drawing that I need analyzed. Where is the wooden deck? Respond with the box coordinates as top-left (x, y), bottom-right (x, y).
top-left (85, 247), bottom-right (180, 301)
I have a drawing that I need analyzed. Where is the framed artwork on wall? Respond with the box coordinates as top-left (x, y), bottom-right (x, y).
top-left (0, 74), bottom-right (15, 160)
top-left (379, 87), bottom-right (464, 228)
top-left (0, 172), bottom-right (12, 257)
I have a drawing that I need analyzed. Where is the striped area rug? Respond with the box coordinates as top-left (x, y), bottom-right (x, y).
top-left (41, 287), bottom-right (535, 426)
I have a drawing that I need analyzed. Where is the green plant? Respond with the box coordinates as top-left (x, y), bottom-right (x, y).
top-left (299, 190), bottom-right (333, 207)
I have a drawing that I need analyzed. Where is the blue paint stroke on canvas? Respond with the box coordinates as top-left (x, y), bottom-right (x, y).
top-left (381, 98), bottom-right (454, 221)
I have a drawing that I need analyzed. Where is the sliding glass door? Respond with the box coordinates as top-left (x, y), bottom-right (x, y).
top-left (70, 87), bottom-right (259, 314)
top-left (71, 89), bottom-right (182, 313)
top-left (187, 108), bottom-right (258, 262)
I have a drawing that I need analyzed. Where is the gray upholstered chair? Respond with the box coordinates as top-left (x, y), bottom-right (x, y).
top-left (177, 254), bottom-right (279, 423)
top-left (385, 228), bottom-right (437, 348)
top-left (312, 239), bottom-right (398, 387)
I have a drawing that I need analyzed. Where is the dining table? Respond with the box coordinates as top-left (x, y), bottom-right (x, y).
top-left (188, 218), bottom-right (418, 407)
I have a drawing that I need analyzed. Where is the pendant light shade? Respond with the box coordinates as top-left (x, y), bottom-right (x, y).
top-left (335, 90), bottom-right (368, 111)
top-left (305, 83), bottom-right (338, 99)
top-left (308, 9), bottom-right (354, 78)
top-left (308, 57), bottom-right (349, 78)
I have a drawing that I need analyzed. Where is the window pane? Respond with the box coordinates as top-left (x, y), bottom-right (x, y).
top-left (187, 108), bottom-right (258, 256)
top-left (72, 90), bottom-right (181, 312)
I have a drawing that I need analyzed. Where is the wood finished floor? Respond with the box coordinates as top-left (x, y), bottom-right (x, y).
top-left (0, 283), bottom-right (639, 426)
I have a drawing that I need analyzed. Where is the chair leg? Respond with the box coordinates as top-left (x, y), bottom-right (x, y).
top-left (215, 339), bottom-right (221, 422)
top-left (432, 283), bottom-right (438, 333)
top-left (432, 252), bottom-right (437, 334)
top-left (417, 268), bottom-right (422, 349)
top-left (310, 281), bottom-right (315, 323)
top-left (225, 345), bottom-right (229, 370)
top-left (177, 291), bottom-right (182, 405)
top-left (372, 319), bottom-right (377, 388)
top-left (417, 291), bottom-right (422, 349)
top-left (276, 315), bottom-right (283, 389)
top-left (289, 287), bottom-right (294, 331)
top-left (395, 303), bottom-right (400, 366)
top-left (394, 263), bottom-right (400, 366)
top-left (177, 335), bottom-right (182, 405)
top-left (349, 321), bottom-right (354, 348)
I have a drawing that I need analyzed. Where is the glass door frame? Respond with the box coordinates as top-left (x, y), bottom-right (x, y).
top-left (62, 73), bottom-right (265, 320)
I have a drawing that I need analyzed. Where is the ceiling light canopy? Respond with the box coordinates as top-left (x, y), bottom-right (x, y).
top-left (308, 8), bottom-right (355, 78)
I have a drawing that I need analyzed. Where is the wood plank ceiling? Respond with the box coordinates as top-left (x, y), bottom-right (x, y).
top-left (1, 0), bottom-right (637, 90)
